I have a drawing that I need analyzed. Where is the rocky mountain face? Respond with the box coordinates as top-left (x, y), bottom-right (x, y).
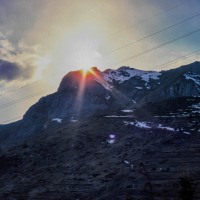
top-left (1, 61), bottom-right (200, 144)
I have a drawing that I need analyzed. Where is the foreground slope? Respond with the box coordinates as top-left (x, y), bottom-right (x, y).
top-left (0, 97), bottom-right (200, 199)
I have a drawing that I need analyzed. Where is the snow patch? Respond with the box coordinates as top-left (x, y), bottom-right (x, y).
top-left (105, 115), bottom-right (134, 118)
top-left (52, 118), bottom-right (62, 123)
top-left (124, 121), bottom-right (177, 132)
top-left (95, 79), bottom-right (113, 90)
top-left (183, 131), bottom-right (191, 135)
top-left (154, 115), bottom-right (176, 118)
top-left (192, 110), bottom-right (200, 113)
top-left (124, 121), bottom-right (151, 129)
top-left (135, 121), bottom-right (151, 129)
top-left (184, 73), bottom-right (200, 86)
top-left (135, 87), bottom-right (143, 89)
top-left (146, 86), bottom-right (151, 89)
top-left (107, 139), bottom-right (115, 144)
top-left (106, 134), bottom-right (116, 144)
top-left (105, 95), bottom-right (110, 100)
top-left (190, 103), bottom-right (200, 113)
top-left (121, 109), bottom-right (133, 113)
top-left (124, 160), bottom-right (129, 164)
top-left (157, 124), bottom-right (175, 131)
top-left (71, 120), bottom-right (77, 123)
top-left (132, 99), bottom-right (136, 103)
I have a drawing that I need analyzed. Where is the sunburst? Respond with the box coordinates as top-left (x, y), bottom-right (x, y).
top-left (81, 66), bottom-right (93, 77)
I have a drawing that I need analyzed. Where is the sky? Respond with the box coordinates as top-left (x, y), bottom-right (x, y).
top-left (0, 0), bottom-right (200, 123)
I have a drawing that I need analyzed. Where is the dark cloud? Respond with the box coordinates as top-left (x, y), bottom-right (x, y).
top-left (0, 59), bottom-right (32, 81)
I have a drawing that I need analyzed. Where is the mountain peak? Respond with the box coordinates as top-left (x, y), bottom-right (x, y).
top-left (57, 67), bottom-right (105, 93)
top-left (118, 66), bottom-right (134, 70)
top-left (181, 61), bottom-right (200, 72)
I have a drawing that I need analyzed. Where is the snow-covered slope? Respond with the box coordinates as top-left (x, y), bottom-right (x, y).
top-left (184, 72), bottom-right (200, 93)
top-left (103, 66), bottom-right (161, 83)
top-left (184, 72), bottom-right (200, 85)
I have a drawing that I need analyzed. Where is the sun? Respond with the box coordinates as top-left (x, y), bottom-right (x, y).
top-left (81, 66), bottom-right (93, 75)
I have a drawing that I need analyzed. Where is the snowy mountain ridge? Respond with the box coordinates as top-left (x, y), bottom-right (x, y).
top-left (103, 66), bottom-right (161, 84)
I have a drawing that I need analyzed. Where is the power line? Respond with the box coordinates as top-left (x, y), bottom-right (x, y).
top-left (113, 27), bottom-right (200, 66)
top-left (151, 49), bottom-right (200, 71)
top-left (105, 11), bottom-right (200, 55)
top-left (0, 87), bottom-right (57, 124)
top-left (0, 80), bottom-right (39, 97)
top-left (0, 89), bottom-right (53, 111)
top-left (111, 0), bottom-right (189, 36)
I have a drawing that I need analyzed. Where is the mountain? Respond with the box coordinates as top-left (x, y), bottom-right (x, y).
top-left (102, 61), bottom-right (200, 102)
top-left (1, 61), bottom-right (200, 145)
top-left (0, 61), bottom-right (200, 199)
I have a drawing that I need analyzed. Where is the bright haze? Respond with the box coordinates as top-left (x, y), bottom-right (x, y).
top-left (0, 0), bottom-right (200, 123)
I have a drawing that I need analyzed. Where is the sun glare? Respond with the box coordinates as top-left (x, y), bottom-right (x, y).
top-left (81, 66), bottom-right (93, 76)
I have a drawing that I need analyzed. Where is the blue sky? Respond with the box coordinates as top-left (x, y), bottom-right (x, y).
top-left (0, 0), bottom-right (200, 122)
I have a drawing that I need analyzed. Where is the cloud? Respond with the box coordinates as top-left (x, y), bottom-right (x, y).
top-left (0, 32), bottom-right (3, 38)
top-left (93, 51), bottom-right (102, 58)
top-left (0, 39), bottom-right (15, 59)
top-left (0, 59), bottom-right (32, 81)
top-left (0, 35), bottom-right (49, 84)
